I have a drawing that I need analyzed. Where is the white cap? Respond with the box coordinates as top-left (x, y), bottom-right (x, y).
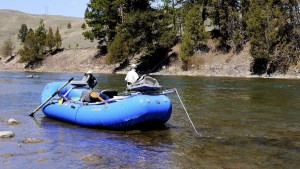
top-left (87, 70), bottom-right (92, 74)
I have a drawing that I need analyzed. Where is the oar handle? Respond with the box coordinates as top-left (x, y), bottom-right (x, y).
top-left (29, 77), bottom-right (74, 117)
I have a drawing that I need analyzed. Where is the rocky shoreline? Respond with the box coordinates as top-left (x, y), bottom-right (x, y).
top-left (1, 48), bottom-right (300, 79)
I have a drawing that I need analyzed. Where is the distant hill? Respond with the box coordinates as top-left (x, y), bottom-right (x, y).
top-left (0, 9), bottom-right (97, 51)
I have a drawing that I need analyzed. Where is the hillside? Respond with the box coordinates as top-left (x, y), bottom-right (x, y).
top-left (0, 9), bottom-right (97, 50)
top-left (0, 10), bottom-right (299, 78)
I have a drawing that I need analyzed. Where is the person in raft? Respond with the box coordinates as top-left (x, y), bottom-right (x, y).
top-left (125, 64), bottom-right (139, 86)
top-left (81, 70), bottom-right (97, 89)
top-left (79, 71), bottom-right (109, 103)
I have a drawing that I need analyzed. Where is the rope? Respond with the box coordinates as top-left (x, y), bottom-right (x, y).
top-left (174, 88), bottom-right (203, 137)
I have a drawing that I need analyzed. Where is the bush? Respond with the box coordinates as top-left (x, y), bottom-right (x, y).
top-left (0, 38), bottom-right (15, 58)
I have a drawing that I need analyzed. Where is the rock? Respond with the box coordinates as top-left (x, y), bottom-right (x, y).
top-left (22, 138), bottom-right (46, 143)
top-left (1, 154), bottom-right (13, 157)
top-left (7, 118), bottom-right (20, 125)
top-left (81, 154), bottom-right (103, 162)
top-left (0, 131), bottom-right (15, 138)
top-left (37, 158), bottom-right (48, 162)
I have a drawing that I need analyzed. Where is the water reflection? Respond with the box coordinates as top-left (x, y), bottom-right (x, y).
top-left (0, 72), bottom-right (299, 168)
top-left (38, 116), bottom-right (175, 168)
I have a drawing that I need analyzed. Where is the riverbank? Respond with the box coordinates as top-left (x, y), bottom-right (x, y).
top-left (1, 47), bottom-right (300, 79)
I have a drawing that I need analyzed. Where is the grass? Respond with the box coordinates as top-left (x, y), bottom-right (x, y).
top-left (0, 9), bottom-right (97, 51)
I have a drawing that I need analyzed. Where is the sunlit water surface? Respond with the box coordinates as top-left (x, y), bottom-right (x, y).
top-left (0, 71), bottom-right (299, 168)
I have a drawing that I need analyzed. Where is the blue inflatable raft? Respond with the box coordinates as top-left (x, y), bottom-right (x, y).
top-left (40, 81), bottom-right (173, 129)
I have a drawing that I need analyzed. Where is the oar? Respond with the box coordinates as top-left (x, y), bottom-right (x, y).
top-left (29, 77), bottom-right (74, 117)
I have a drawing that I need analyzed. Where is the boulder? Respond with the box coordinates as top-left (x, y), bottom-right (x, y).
top-left (81, 154), bottom-right (103, 162)
top-left (7, 118), bottom-right (20, 125)
top-left (22, 138), bottom-right (46, 143)
top-left (0, 131), bottom-right (15, 138)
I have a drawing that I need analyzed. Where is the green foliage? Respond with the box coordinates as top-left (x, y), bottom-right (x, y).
top-left (0, 38), bottom-right (15, 57)
top-left (83, 0), bottom-right (120, 46)
top-left (67, 22), bottom-right (72, 29)
top-left (246, 0), bottom-right (299, 74)
top-left (180, 4), bottom-right (209, 70)
top-left (17, 24), bottom-right (28, 44)
top-left (18, 21), bottom-right (63, 63)
top-left (209, 0), bottom-right (244, 52)
top-left (107, 32), bottom-right (129, 63)
top-left (83, 0), bottom-right (299, 74)
top-left (19, 29), bottom-right (41, 63)
top-left (108, 9), bottom-right (176, 63)
top-left (81, 23), bottom-right (86, 30)
top-left (180, 32), bottom-right (195, 70)
top-left (15, 19), bottom-right (49, 66)
top-left (35, 20), bottom-right (47, 51)
top-left (55, 27), bottom-right (62, 50)
top-left (46, 27), bottom-right (55, 51)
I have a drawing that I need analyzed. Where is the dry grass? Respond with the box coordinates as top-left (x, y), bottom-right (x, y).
top-left (0, 10), bottom-right (97, 51)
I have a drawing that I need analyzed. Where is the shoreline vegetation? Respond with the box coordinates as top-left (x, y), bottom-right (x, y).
top-left (0, 1), bottom-right (299, 80)
top-left (1, 47), bottom-right (299, 79)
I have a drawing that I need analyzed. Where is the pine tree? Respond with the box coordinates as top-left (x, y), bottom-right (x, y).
top-left (17, 24), bottom-right (28, 44)
top-left (246, 0), bottom-right (299, 74)
top-left (107, 32), bottom-right (129, 63)
top-left (179, 4), bottom-right (209, 70)
top-left (35, 19), bottom-right (47, 53)
top-left (46, 27), bottom-right (55, 52)
top-left (81, 23), bottom-right (86, 30)
top-left (210, 0), bottom-right (244, 52)
top-left (67, 22), bottom-right (72, 29)
top-left (19, 29), bottom-right (40, 62)
top-left (83, 0), bottom-right (120, 48)
top-left (54, 27), bottom-right (62, 50)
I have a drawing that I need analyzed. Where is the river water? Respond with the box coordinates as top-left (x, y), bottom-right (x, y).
top-left (0, 71), bottom-right (299, 169)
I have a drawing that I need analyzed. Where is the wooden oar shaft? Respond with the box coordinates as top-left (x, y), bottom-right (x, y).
top-left (29, 77), bottom-right (74, 117)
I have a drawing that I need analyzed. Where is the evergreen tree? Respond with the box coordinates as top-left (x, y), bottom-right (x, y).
top-left (17, 24), bottom-right (28, 44)
top-left (81, 23), bottom-right (86, 30)
top-left (35, 19), bottom-right (47, 53)
top-left (246, 0), bottom-right (299, 74)
top-left (210, 0), bottom-right (244, 52)
top-left (67, 22), bottom-right (72, 29)
top-left (0, 38), bottom-right (15, 57)
top-left (107, 31), bottom-right (129, 63)
top-left (108, 10), bottom-right (153, 62)
top-left (108, 7), bottom-right (176, 63)
top-left (180, 4), bottom-right (209, 70)
top-left (156, 10), bottom-right (177, 49)
top-left (19, 29), bottom-right (40, 63)
top-left (83, 0), bottom-right (153, 54)
top-left (46, 27), bottom-right (55, 52)
top-left (54, 27), bottom-right (62, 50)
top-left (83, 0), bottom-right (120, 48)
top-left (121, 0), bottom-right (151, 12)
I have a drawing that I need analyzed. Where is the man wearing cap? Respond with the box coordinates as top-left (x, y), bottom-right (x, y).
top-left (125, 64), bottom-right (139, 86)
top-left (82, 70), bottom-right (97, 89)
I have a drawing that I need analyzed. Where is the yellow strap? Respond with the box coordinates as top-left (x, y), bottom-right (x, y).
top-left (58, 98), bottom-right (63, 105)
